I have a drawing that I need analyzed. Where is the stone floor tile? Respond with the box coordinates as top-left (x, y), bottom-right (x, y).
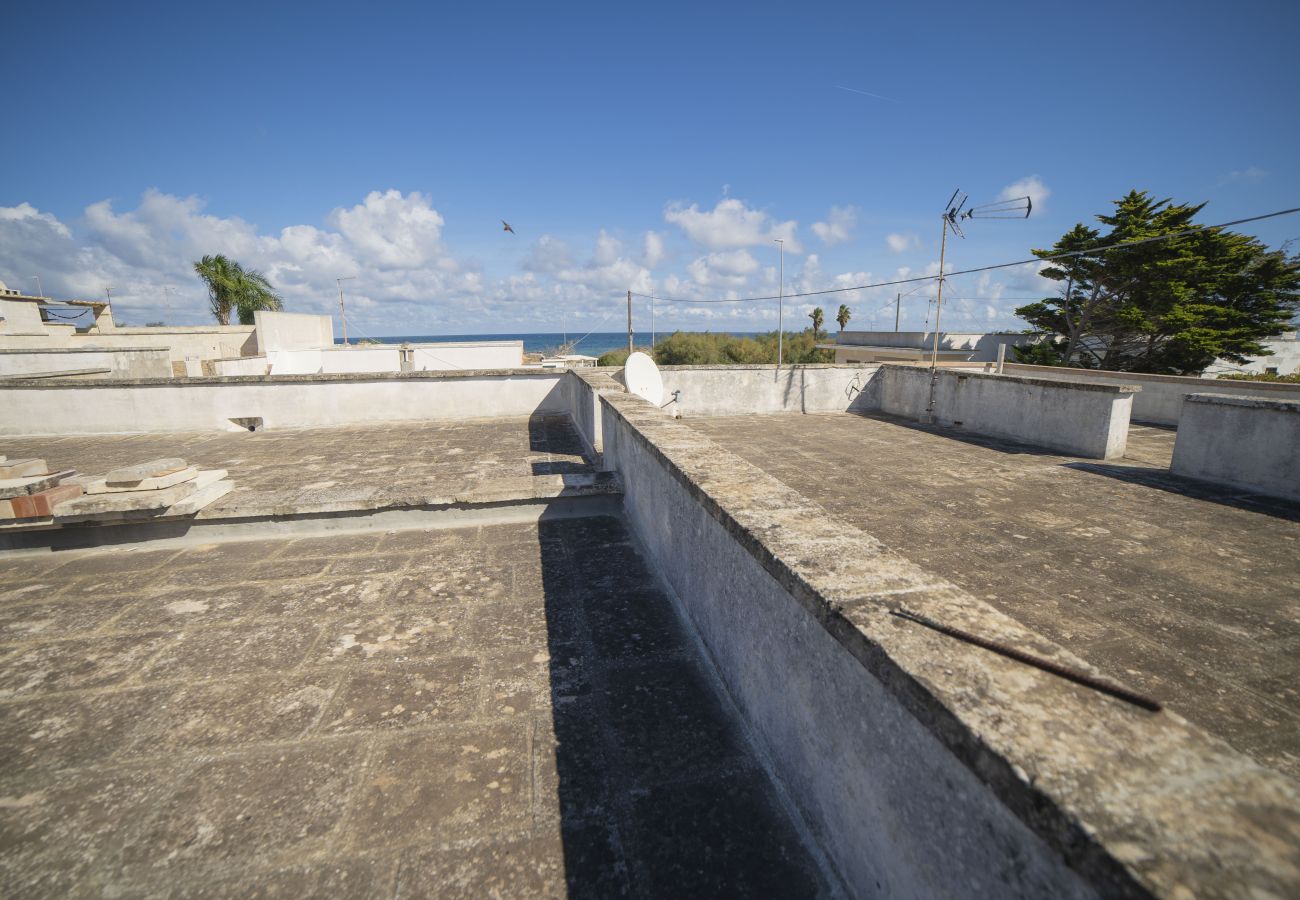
top-left (0, 632), bottom-right (173, 698)
top-left (346, 724), bottom-right (531, 852)
top-left (0, 686), bottom-right (172, 775)
top-left (125, 671), bottom-right (343, 756)
top-left (315, 609), bottom-right (464, 665)
top-left (120, 739), bottom-right (367, 875)
top-left (0, 593), bottom-right (139, 644)
top-left (317, 658), bottom-right (482, 733)
top-left (141, 621), bottom-right (321, 682)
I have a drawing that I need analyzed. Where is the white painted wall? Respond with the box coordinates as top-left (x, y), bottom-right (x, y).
top-left (998, 363), bottom-right (1300, 426)
top-left (1171, 394), bottom-right (1300, 501)
top-left (0, 347), bottom-right (172, 379)
top-left (0, 372), bottom-right (568, 435)
top-left (1204, 336), bottom-right (1300, 378)
top-left (253, 310), bottom-right (334, 353)
top-left (404, 341), bottom-right (523, 371)
top-left (0, 299), bottom-right (48, 335)
top-left (875, 365), bottom-right (1135, 458)
top-left (656, 364), bottom-right (880, 416)
top-left (212, 342), bottom-right (525, 376)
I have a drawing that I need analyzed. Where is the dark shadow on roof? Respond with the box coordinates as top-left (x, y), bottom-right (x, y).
top-left (1062, 462), bottom-right (1300, 523)
top-left (534, 514), bottom-right (828, 896)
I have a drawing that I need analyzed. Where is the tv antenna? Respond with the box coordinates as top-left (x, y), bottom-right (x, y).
top-left (926, 189), bottom-right (1031, 420)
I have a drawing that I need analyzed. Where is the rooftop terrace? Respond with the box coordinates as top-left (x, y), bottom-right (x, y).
top-left (1, 363), bottom-right (1297, 897)
top-left (688, 412), bottom-right (1300, 779)
top-left (0, 517), bottom-right (829, 896)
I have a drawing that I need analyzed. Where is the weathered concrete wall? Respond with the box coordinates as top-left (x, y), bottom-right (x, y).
top-left (561, 369), bottom-right (621, 459)
top-left (651, 364), bottom-right (879, 417)
top-left (0, 347), bottom-right (172, 380)
top-left (1171, 393), bottom-right (1300, 501)
top-left (834, 330), bottom-right (1038, 362)
top-left (253, 310), bottom-right (334, 353)
top-left (999, 363), bottom-right (1300, 426)
top-left (71, 326), bottom-right (259, 366)
top-left (0, 298), bottom-right (49, 335)
top-left (0, 370), bottom-right (568, 435)
top-left (597, 389), bottom-right (1300, 899)
top-left (876, 364), bottom-right (1135, 458)
top-left (212, 342), bottom-right (526, 377)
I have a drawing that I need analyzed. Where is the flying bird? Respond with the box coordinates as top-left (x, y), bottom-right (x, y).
top-left (502, 220), bottom-right (515, 234)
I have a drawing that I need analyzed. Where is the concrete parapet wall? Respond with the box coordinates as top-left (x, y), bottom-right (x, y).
top-left (876, 364), bottom-right (1135, 458)
top-left (252, 310), bottom-right (333, 353)
top-left (0, 347), bottom-right (172, 380)
top-left (597, 389), bottom-right (1300, 898)
top-left (1171, 393), bottom-right (1300, 501)
top-left (999, 363), bottom-right (1300, 426)
top-left (654, 364), bottom-right (879, 416)
top-left (0, 370), bottom-right (567, 435)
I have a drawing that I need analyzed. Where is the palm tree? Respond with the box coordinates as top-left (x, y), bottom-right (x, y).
top-left (193, 254), bottom-right (284, 325)
top-left (836, 304), bottom-right (852, 333)
top-left (808, 306), bottom-right (825, 337)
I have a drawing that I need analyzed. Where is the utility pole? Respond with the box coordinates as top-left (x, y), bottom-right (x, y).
top-left (894, 292), bottom-right (901, 332)
top-left (627, 290), bottom-right (633, 355)
top-left (650, 296), bottom-right (655, 350)
top-left (775, 239), bottom-right (784, 370)
top-left (336, 276), bottom-right (356, 346)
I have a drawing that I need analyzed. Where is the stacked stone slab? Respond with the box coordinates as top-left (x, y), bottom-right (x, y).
top-left (1, 455), bottom-right (235, 528)
top-left (0, 458), bottom-right (83, 523)
top-left (57, 458), bottom-right (233, 523)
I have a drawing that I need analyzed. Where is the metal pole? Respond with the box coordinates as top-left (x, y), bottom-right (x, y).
top-left (336, 276), bottom-right (355, 346)
top-left (627, 290), bottom-right (633, 355)
top-left (650, 296), bottom-right (655, 350)
top-left (775, 239), bottom-right (784, 369)
top-left (925, 217), bottom-right (949, 420)
top-left (894, 292), bottom-right (901, 331)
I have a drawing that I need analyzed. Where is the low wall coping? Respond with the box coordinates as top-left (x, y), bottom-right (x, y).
top-left (0, 367), bottom-right (560, 388)
top-left (1184, 392), bottom-right (1300, 413)
top-left (599, 388), bottom-right (1300, 897)
top-left (0, 346), bottom-right (170, 355)
top-left (1003, 362), bottom-right (1300, 393)
top-left (883, 362), bottom-right (1140, 394)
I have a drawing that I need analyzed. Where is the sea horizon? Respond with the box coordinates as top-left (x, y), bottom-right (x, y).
top-left (335, 330), bottom-right (765, 356)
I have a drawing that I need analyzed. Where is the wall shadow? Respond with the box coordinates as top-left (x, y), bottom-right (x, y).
top-left (533, 513), bottom-right (828, 897)
top-left (529, 415), bottom-right (597, 476)
top-left (1062, 462), bottom-right (1300, 523)
top-left (846, 410), bottom-right (1065, 457)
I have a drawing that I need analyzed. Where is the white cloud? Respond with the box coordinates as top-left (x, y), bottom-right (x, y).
top-left (642, 230), bottom-right (665, 268)
top-left (811, 205), bottom-right (857, 247)
top-left (999, 175), bottom-right (1050, 214)
top-left (664, 198), bottom-right (801, 253)
top-left (886, 233), bottom-right (920, 254)
top-left (1223, 166), bottom-right (1268, 183)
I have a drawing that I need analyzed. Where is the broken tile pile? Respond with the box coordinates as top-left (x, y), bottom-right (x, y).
top-left (0, 456), bottom-right (234, 529)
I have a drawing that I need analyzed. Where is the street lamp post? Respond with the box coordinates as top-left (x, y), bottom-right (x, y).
top-left (336, 276), bottom-right (356, 346)
top-left (774, 239), bottom-right (784, 370)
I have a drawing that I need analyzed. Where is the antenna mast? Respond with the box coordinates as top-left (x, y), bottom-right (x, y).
top-left (924, 190), bottom-right (1031, 421)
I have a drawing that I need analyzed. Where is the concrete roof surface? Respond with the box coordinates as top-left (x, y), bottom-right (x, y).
top-left (0, 517), bottom-right (830, 896)
top-left (3, 416), bottom-right (597, 519)
top-left (686, 412), bottom-right (1300, 780)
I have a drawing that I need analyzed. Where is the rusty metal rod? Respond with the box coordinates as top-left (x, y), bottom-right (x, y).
top-left (890, 608), bottom-right (1162, 712)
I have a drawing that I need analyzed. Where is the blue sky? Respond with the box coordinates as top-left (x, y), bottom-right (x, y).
top-left (2, 0), bottom-right (1296, 336)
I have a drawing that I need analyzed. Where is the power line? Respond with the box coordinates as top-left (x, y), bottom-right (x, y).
top-left (631, 205), bottom-right (1300, 305)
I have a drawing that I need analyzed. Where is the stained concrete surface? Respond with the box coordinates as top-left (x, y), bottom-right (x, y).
top-left (687, 412), bottom-right (1300, 779)
top-left (0, 517), bottom-right (829, 897)
top-left (1, 416), bottom-right (594, 519)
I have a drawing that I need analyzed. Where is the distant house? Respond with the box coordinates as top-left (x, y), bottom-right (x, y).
top-left (819, 330), bottom-right (1040, 364)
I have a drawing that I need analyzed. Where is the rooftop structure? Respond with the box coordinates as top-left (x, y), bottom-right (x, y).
top-left (1, 361), bottom-right (1298, 896)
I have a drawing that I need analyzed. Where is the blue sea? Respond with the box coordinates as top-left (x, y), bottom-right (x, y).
top-left (337, 331), bottom-right (763, 356)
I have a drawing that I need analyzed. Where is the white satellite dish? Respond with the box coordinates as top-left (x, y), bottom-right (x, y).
top-left (624, 351), bottom-right (664, 406)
